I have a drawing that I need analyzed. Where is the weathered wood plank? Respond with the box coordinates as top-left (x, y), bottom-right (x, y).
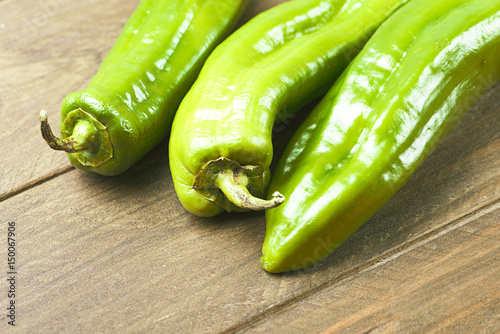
top-left (0, 81), bottom-right (498, 332)
top-left (0, 0), bottom-right (140, 195)
top-left (241, 205), bottom-right (500, 334)
top-left (0, 0), bottom-right (499, 332)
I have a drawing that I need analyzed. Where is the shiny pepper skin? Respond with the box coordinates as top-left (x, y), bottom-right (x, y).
top-left (262, 0), bottom-right (500, 273)
top-left (169, 0), bottom-right (410, 217)
top-left (40, 0), bottom-right (249, 175)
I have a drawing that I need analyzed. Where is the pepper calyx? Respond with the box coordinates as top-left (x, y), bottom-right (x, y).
top-left (193, 157), bottom-right (284, 212)
top-left (40, 108), bottom-right (113, 167)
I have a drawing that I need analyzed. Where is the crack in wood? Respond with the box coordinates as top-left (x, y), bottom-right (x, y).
top-left (0, 164), bottom-right (74, 203)
top-left (219, 197), bottom-right (500, 334)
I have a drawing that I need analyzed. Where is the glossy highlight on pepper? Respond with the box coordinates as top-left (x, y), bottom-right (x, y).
top-left (169, 0), bottom-right (411, 217)
top-left (40, 0), bottom-right (249, 175)
top-left (262, 0), bottom-right (500, 273)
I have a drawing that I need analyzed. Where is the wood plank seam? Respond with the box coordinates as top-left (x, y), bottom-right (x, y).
top-left (0, 164), bottom-right (73, 203)
top-left (219, 196), bottom-right (500, 334)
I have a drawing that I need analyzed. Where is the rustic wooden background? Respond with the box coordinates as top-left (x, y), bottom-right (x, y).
top-left (1, 0), bottom-right (499, 332)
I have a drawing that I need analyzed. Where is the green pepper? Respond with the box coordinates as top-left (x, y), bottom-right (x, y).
top-left (262, 0), bottom-right (500, 273)
top-left (169, 0), bottom-right (410, 217)
top-left (40, 0), bottom-right (249, 176)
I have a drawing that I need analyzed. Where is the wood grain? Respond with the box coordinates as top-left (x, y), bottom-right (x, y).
top-left (241, 205), bottom-right (500, 334)
top-left (1, 82), bottom-right (498, 332)
top-left (0, 0), bottom-right (139, 195)
top-left (0, 0), bottom-right (498, 333)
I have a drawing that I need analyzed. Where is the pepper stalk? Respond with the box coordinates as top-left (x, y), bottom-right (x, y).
top-left (39, 109), bottom-right (113, 167)
top-left (193, 157), bottom-right (284, 212)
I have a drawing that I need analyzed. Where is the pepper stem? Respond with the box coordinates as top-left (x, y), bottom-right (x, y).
top-left (193, 157), bottom-right (284, 212)
top-left (214, 168), bottom-right (285, 211)
top-left (39, 109), bottom-right (87, 153)
top-left (39, 108), bottom-right (113, 167)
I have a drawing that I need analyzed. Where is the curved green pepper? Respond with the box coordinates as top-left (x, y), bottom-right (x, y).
top-left (169, 0), bottom-right (410, 217)
top-left (262, 0), bottom-right (500, 273)
top-left (40, 0), bottom-right (249, 176)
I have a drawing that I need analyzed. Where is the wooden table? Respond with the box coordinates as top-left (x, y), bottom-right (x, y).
top-left (1, 0), bottom-right (499, 332)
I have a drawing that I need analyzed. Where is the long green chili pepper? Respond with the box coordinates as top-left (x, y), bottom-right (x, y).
top-left (169, 0), bottom-right (410, 217)
top-left (262, 0), bottom-right (500, 273)
top-left (40, 0), bottom-right (249, 176)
